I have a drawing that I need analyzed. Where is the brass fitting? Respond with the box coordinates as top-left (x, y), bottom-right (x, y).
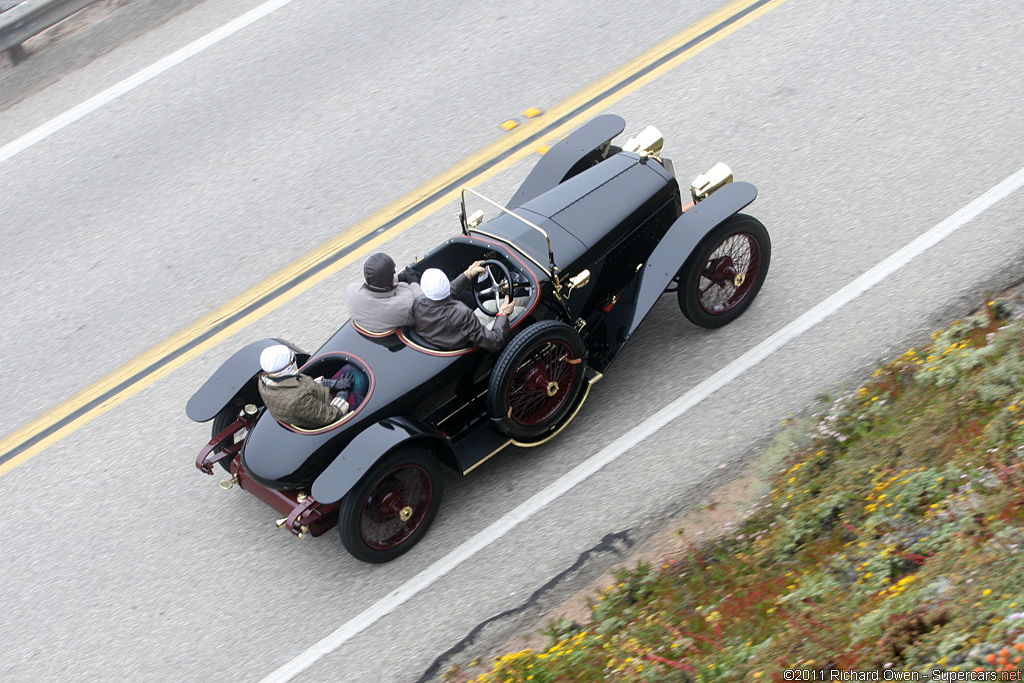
top-left (690, 162), bottom-right (733, 202)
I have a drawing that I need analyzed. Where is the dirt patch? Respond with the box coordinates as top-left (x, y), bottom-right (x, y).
top-left (490, 466), bottom-right (765, 658)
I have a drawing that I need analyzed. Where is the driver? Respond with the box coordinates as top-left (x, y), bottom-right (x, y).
top-left (412, 261), bottom-right (515, 353)
top-left (257, 345), bottom-right (353, 429)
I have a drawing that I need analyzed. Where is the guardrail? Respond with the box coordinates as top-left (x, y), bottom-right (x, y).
top-left (1, 0), bottom-right (99, 65)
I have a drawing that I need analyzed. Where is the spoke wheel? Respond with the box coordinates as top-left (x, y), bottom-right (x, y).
top-left (507, 340), bottom-right (577, 426)
top-left (211, 405), bottom-right (240, 473)
top-left (489, 321), bottom-right (587, 442)
top-left (678, 214), bottom-right (771, 328)
top-left (338, 449), bottom-right (443, 563)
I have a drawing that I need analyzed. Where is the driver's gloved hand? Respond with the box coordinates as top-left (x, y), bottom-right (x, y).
top-left (398, 267), bottom-right (420, 284)
top-left (323, 374), bottom-right (354, 392)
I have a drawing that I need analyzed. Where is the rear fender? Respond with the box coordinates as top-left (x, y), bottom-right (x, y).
top-left (507, 114), bottom-right (626, 209)
top-left (185, 338), bottom-right (309, 423)
top-left (627, 181), bottom-right (759, 338)
top-left (310, 417), bottom-right (455, 505)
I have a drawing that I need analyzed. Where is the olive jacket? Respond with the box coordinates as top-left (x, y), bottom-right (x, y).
top-left (257, 374), bottom-right (344, 429)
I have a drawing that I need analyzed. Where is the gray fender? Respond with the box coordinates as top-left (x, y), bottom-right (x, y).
top-left (627, 181), bottom-right (759, 339)
top-left (310, 417), bottom-right (455, 505)
top-left (185, 338), bottom-right (308, 423)
top-left (507, 113), bottom-right (626, 209)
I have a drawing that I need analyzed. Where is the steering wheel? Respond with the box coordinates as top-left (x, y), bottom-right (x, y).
top-left (472, 259), bottom-right (513, 317)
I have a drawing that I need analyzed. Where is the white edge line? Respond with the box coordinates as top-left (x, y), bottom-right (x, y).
top-left (261, 165), bottom-right (1024, 683)
top-left (0, 0), bottom-right (297, 165)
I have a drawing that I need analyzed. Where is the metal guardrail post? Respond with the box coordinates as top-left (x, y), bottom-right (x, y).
top-left (1, 0), bottom-right (100, 65)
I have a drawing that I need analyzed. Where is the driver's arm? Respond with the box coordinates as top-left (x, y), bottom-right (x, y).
top-left (463, 309), bottom-right (510, 354)
top-left (450, 260), bottom-right (486, 299)
top-left (449, 273), bottom-right (472, 299)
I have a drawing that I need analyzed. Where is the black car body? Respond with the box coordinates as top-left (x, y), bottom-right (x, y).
top-left (187, 114), bottom-right (771, 562)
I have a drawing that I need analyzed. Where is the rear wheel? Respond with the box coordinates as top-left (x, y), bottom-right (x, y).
top-left (678, 214), bottom-right (770, 328)
top-left (338, 448), bottom-right (443, 564)
top-left (211, 406), bottom-right (240, 473)
top-left (488, 321), bottom-right (587, 443)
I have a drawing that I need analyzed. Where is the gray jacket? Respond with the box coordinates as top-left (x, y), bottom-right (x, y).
top-left (411, 274), bottom-right (509, 353)
top-left (346, 281), bottom-right (421, 332)
top-left (257, 374), bottom-right (344, 429)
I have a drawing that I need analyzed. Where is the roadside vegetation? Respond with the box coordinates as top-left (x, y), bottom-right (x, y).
top-left (451, 298), bottom-right (1024, 682)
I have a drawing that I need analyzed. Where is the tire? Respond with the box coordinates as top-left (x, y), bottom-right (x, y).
top-left (211, 405), bottom-right (239, 473)
top-left (677, 214), bottom-right (771, 328)
top-left (338, 448), bottom-right (444, 564)
top-left (488, 320), bottom-right (587, 442)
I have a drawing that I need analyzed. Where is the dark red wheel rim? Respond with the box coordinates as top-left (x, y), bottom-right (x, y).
top-left (359, 464), bottom-right (432, 550)
top-left (507, 340), bottom-right (578, 426)
top-left (697, 232), bottom-right (761, 315)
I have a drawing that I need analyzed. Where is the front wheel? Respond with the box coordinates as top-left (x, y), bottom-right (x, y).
top-left (677, 214), bottom-right (771, 328)
top-left (488, 320), bottom-right (587, 443)
top-left (338, 448), bottom-right (443, 563)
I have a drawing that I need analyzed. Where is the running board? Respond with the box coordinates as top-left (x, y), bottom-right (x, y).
top-left (454, 424), bottom-right (512, 475)
top-left (453, 367), bottom-right (602, 472)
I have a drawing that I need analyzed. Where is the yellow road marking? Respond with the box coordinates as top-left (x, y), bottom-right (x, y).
top-left (0, 0), bottom-right (790, 478)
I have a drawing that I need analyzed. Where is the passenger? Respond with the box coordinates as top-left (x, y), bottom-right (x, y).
top-left (346, 252), bottom-right (422, 333)
top-left (257, 345), bottom-right (353, 429)
top-left (412, 261), bottom-right (515, 353)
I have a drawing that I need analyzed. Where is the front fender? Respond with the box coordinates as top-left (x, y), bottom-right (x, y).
top-left (310, 417), bottom-right (454, 505)
top-left (507, 113), bottom-right (626, 209)
top-left (628, 181), bottom-right (759, 339)
top-left (185, 338), bottom-right (308, 423)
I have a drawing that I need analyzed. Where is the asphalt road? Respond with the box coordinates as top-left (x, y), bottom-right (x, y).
top-left (0, 0), bottom-right (1022, 680)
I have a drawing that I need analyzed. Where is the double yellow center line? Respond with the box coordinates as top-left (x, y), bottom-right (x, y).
top-left (0, 0), bottom-right (789, 477)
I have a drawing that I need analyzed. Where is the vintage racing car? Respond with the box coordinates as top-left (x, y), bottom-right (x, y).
top-left (186, 114), bottom-right (771, 563)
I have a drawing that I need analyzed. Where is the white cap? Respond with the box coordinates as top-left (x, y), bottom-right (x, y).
top-left (421, 268), bottom-right (451, 301)
top-left (260, 345), bottom-right (295, 374)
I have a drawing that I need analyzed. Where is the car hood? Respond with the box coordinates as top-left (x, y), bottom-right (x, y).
top-left (493, 153), bottom-right (673, 271)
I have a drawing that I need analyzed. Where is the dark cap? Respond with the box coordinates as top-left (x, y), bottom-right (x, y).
top-left (363, 253), bottom-right (397, 292)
